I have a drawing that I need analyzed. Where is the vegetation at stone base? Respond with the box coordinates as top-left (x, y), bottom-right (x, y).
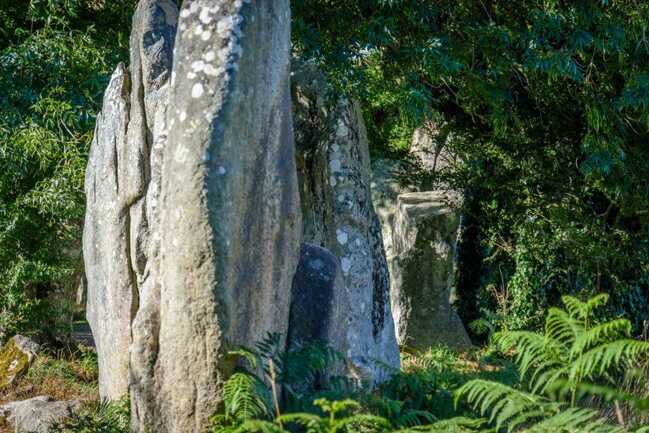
top-left (26, 295), bottom-right (647, 433)
top-left (0, 0), bottom-right (133, 342)
top-left (0, 344), bottom-right (99, 432)
top-left (293, 0), bottom-right (649, 333)
top-left (204, 295), bottom-right (649, 433)
top-left (0, 344), bottom-right (98, 404)
top-left (50, 398), bottom-right (130, 433)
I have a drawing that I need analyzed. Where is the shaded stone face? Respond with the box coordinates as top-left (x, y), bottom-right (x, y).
top-left (390, 192), bottom-right (471, 351)
top-left (83, 0), bottom-right (178, 403)
top-left (288, 243), bottom-right (347, 352)
top-left (293, 61), bottom-right (400, 385)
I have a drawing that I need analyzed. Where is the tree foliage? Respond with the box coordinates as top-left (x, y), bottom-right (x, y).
top-left (292, 0), bottom-right (649, 330)
top-left (0, 0), bottom-right (132, 341)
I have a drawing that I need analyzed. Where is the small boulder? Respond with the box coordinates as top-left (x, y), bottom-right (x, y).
top-left (0, 336), bottom-right (40, 389)
top-left (0, 396), bottom-right (80, 433)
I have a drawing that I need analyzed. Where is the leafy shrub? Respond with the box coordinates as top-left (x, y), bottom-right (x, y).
top-left (0, 0), bottom-right (132, 341)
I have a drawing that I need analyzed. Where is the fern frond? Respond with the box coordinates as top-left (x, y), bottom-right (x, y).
top-left (495, 331), bottom-right (562, 380)
top-left (229, 348), bottom-right (261, 369)
top-left (392, 417), bottom-right (487, 433)
top-left (277, 413), bottom-right (325, 433)
top-left (522, 407), bottom-right (623, 433)
top-left (561, 294), bottom-right (608, 321)
top-left (570, 340), bottom-right (649, 382)
top-left (584, 294), bottom-right (610, 315)
top-left (456, 380), bottom-right (554, 431)
top-left (570, 319), bottom-right (632, 356)
top-left (232, 420), bottom-right (286, 433)
top-left (223, 372), bottom-right (273, 422)
top-left (562, 295), bottom-right (590, 319)
top-left (529, 364), bottom-right (568, 396)
top-left (545, 308), bottom-right (582, 350)
top-left (395, 409), bottom-right (437, 427)
top-left (331, 414), bottom-right (391, 433)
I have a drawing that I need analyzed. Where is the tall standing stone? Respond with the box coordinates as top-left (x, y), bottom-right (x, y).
top-left (83, 0), bottom-right (177, 402)
top-left (293, 62), bottom-right (399, 384)
top-left (153, 1), bottom-right (300, 432)
top-left (83, 63), bottom-right (134, 400)
top-left (127, 0), bottom-right (178, 430)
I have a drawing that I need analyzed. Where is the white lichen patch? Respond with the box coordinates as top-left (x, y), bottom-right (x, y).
top-left (336, 229), bottom-right (348, 245)
top-left (329, 159), bottom-right (342, 172)
top-left (204, 64), bottom-right (221, 77)
top-left (330, 176), bottom-right (337, 187)
top-left (204, 51), bottom-right (216, 62)
top-left (191, 83), bottom-right (204, 99)
top-left (341, 257), bottom-right (352, 274)
top-left (218, 166), bottom-right (227, 175)
top-left (191, 60), bottom-right (205, 72)
top-left (174, 144), bottom-right (189, 164)
top-left (199, 7), bottom-right (213, 24)
top-left (179, 111), bottom-right (187, 122)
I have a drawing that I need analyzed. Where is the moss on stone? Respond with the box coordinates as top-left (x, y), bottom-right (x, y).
top-left (0, 338), bottom-right (31, 389)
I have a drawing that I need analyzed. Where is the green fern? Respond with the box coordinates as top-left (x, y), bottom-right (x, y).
top-left (456, 295), bottom-right (649, 432)
top-left (278, 398), bottom-right (391, 433)
top-left (392, 417), bottom-right (488, 433)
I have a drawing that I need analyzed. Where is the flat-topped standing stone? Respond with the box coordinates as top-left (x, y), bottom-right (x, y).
top-left (293, 62), bottom-right (399, 385)
top-left (83, 0), bottom-right (177, 402)
top-left (390, 191), bottom-right (471, 351)
top-left (152, 2), bottom-right (300, 432)
top-left (370, 158), bottom-right (418, 262)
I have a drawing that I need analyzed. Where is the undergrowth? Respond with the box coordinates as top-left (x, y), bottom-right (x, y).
top-left (207, 295), bottom-right (649, 433)
top-left (26, 295), bottom-right (649, 433)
